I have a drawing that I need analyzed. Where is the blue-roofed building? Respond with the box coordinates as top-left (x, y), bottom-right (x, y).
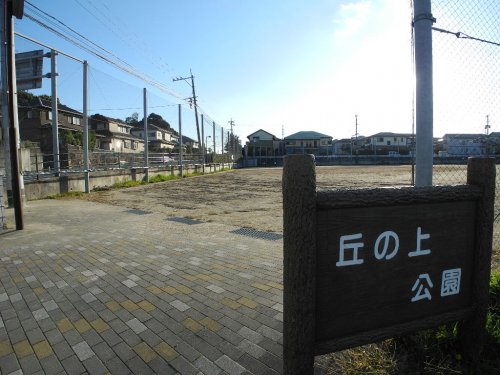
top-left (284, 131), bottom-right (333, 155)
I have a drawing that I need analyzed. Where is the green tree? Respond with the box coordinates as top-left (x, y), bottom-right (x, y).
top-left (225, 133), bottom-right (242, 156)
top-left (125, 112), bottom-right (139, 126)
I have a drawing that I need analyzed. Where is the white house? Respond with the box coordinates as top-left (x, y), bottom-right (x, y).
top-left (131, 124), bottom-right (178, 151)
top-left (442, 134), bottom-right (486, 156)
top-left (365, 132), bottom-right (414, 154)
top-left (90, 115), bottom-right (144, 153)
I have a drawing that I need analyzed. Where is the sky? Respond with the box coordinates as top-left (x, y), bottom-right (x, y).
top-left (13, 0), bottom-right (500, 144)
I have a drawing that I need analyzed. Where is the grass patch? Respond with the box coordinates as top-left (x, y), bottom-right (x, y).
top-left (111, 180), bottom-right (147, 188)
top-left (45, 191), bottom-right (86, 199)
top-left (183, 171), bottom-right (202, 178)
top-left (149, 174), bottom-right (181, 183)
top-left (88, 167), bottom-right (232, 192)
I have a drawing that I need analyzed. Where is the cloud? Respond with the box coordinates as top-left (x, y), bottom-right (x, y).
top-left (334, 1), bottom-right (372, 38)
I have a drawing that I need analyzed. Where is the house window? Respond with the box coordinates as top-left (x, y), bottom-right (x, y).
top-left (73, 117), bottom-right (80, 125)
top-left (149, 132), bottom-right (156, 138)
top-left (132, 142), bottom-right (138, 150)
top-left (378, 137), bottom-right (384, 142)
top-left (47, 111), bottom-right (52, 120)
top-left (27, 110), bottom-right (33, 119)
top-left (253, 137), bottom-right (260, 142)
top-left (124, 140), bottom-right (131, 148)
top-left (387, 141), bottom-right (391, 145)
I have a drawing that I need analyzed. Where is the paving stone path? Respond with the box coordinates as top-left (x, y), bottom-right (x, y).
top-left (0, 199), bottom-right (284, 374)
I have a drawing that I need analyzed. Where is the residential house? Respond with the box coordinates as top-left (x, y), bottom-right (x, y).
top-left (180, 135), bottom-right (199, 152)
top-left (332, 138), bottom-right (358, 155)
top-left (284, 131), bottom-right (333, 155)
top-left (90, 114), bottom-right (144, 153)
top-left (245, 129), bottom-right (284, 157)
top-left (365, 132), bottom-right (415, 155)
top-left (17, 95), bottom-right (84, 155)
top-left (131, 124), bottom-right (177, 152)
top-left (442, 134), bottom-right (486, 156)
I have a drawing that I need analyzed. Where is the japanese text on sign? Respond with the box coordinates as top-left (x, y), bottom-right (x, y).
top-left (336, 227), bottom-right (462, 302)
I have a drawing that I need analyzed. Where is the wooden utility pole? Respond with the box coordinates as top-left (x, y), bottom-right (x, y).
top-left (1, 0), bottom-right (24, 229)
top-left (173, 70), bottom-right (201, 149)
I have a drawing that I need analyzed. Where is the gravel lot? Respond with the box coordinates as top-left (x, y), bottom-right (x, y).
top-left (82, 165), bottom-right (418, 233)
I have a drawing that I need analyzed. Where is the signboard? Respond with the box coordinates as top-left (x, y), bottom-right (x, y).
top-left (15, 50), bottom-right (44, 90)
top-left (282, 155), bottom-right (495, 375)
top-left (316, 198), bottom-right (475, 345)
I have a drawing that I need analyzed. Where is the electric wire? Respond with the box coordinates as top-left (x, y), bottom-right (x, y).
top-left (19, 3), bottom-right (224, 134)
top-left (23, 12), bottom-right (185, 100)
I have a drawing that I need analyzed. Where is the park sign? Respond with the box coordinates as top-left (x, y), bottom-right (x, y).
top-left (282, 155), bottom-right (495, 375)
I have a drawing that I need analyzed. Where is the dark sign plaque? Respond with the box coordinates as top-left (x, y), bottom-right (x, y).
top-left (316, 200), bottom-right (475, 346)
top-left (283, 155), bottom-right (495, 375)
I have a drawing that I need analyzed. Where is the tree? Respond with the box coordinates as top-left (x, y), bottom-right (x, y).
top-left (225, 133), bottom-right (242, 156)
top-left (125, 112), bottom-right (139, 126)
top-left (148, 113), bottom-right (170, 130)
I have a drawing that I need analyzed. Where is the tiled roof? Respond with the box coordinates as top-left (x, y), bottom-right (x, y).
top-left (284, 131), bottom-right (331, 140)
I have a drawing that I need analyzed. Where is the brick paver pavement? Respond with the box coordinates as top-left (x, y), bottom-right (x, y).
top-left (0, 199), bottom-right (285, 374)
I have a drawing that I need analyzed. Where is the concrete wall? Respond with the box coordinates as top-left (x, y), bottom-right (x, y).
top-left (22, 163), bottom-right (231, 201)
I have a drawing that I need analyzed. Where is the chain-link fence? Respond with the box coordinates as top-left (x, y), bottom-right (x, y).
top-left (8, 32), bottom-right (235, 187)
top-left (429, 0), bottom-right (500, 249)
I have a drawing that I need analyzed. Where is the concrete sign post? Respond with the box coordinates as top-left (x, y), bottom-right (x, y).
top-left (283, 155), bottom-right (495, 375)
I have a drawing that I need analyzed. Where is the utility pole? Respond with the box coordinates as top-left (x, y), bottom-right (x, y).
top-left (228, 118), bottom-right (235, 160)
top-left (83, 60), bottom-right (89, 192)
top-left (212, 121), bottom-right (216, 163)
top-left (201, 114), bottom-right (205, 173)
top-left (49, 50), bottom-right (60, 175)
top-left (1, 0), bottom-right (24, 229)
top-left (173, 70), bottom-right (201, 150)
top-left (143, 88), bottom-right (149, 181)
top-left (485, 115), bottom-right (491, 157)
top-left (485, 115), bottom-right (490, 135)
top-left (178, 104), bottom-right (183, 176)
top-left (221, 127), bottom-right (224, 168)
top-left (354, 114), bottom-right (359, 155)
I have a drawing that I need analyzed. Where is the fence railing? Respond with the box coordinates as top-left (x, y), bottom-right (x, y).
top-left (21, 149), bottom-right (235, 180)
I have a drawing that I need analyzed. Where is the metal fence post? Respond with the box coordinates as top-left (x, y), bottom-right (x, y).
top-left (413, 0), bottom-right (435, 186)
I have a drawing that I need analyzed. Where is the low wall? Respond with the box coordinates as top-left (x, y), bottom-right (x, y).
top-left (23, 163), bottom-right (230, 201)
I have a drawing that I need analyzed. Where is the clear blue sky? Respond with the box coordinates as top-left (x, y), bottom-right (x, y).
top-left (13, 0), bottom-right (500, 142)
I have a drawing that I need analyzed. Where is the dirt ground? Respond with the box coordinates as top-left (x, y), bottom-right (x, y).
top-left (82, 165), bottom-right (420, 233)
top-left (78, 164), bottom-right (499, 267)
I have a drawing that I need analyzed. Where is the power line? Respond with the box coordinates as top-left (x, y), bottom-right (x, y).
top-left (22, 12), bottom-right (184, 100)
top-left (18, 3), bottom-right (223, 128)
top-left (25, 1), bottom-right (133, 70)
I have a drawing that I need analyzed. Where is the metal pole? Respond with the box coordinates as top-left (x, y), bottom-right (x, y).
top-left (178, 104), bottom-right (183, 177)
top-left (221, 127), bottom-right (224, 168)
top-left (50, 50), bottom-right (60, 175)
top-left (413, 0), bottom-right (434, 186)
top-left (201, 113), bottom-right (205, 173)
top-left (212, 121), bottom-right (216, 164)
top-left (83, 60), bottom-right (89, 192)
top-left (143, 88), bottom-right (149, 181)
